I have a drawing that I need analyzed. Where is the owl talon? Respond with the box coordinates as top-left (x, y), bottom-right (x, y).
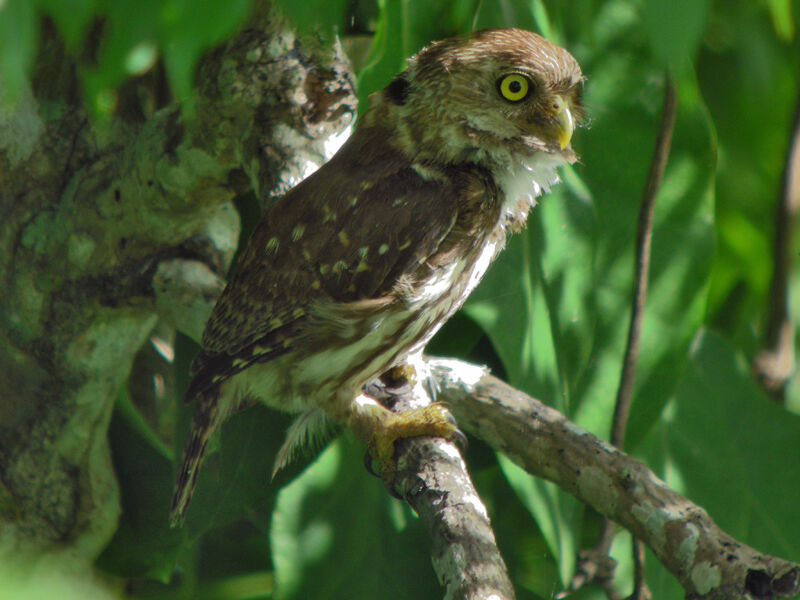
top-left (451, 426), bottom-right (468, 451)
top-left (359, 403), bottom-right (463, 493)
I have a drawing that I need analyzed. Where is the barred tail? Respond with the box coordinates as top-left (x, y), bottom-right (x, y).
top-left (170, 388), bottom-right (223, 526)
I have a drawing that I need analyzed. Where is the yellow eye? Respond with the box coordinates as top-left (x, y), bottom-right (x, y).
top-left (497, 74), bottom-right (530, 102)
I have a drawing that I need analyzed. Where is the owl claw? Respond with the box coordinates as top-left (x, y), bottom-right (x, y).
top-left (451, 426), bottom-right (468, 451)
top-left (360, 403), bottom-right (465, 494)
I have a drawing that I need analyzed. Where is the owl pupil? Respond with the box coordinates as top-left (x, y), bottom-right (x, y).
top-left (509, 81), bottom-right (521, 93)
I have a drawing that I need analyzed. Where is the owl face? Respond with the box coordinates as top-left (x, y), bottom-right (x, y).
top-left (379, 28), bottom-right (584, 166)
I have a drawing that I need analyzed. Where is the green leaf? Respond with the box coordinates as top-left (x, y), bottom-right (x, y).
top-left (180, 404), bottom-right (293, 534)
top-left (0, 0), bottom-right (37, 104)
top-left (498, 454), bottom-right (580, 586)
top-left (96, 390), bottom-right (184, 581)
top-left (639, 330), bottom-right (800, 595)
top-left (642, 0), bottom-right (712, 72)
top-left (470, 0), bottom-right (538, 31)
top-left (270, 437), bottom-right (439, 600)
top-left (160, 0), bottom-right (251, 103)
top-left (763, 0), bottom-right (795, 40)
top-left (465, 188), bottom-right (597, 418)
top-left (271, 0), bottom-right (350, 36)
top-left (37, 0), bottom-right (97, 50)
top-left (0, 561), bottom-right (115, 600)
top-left (357, 0), bottom-right (476, 109)
top-left (83, 0), bottom-right (162, 115)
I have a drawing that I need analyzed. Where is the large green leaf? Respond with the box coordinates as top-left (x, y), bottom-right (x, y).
top-left (498, 454), bottom-right (581, 587)
top-left (0, 0), bottom-right (37, 104)
top-left (37, 0), bottom-right (97, 50)
top-left (357, 0), bottom-right (477, 110)
top-left (272, 0), bottom-right (350, 36)
top-left (642, 0), bottom-right (711, 72)
top-left (270, 437), bottom-right (439, 600)
top-left (160, 0), bottom-right (251, 103)
top-left (639, 330), bottom-right (800, 596)
top-left (0, 562), bottom-right (115, 600)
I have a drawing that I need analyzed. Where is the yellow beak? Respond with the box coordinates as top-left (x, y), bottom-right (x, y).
top-left (553, 95), bottom-right (575, 150)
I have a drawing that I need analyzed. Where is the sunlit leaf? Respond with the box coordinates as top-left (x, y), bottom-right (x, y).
top-left (639, 330), bottom-right (800, 596)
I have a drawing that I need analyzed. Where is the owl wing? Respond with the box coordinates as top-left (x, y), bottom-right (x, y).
top-left (185, 127), bottom-right (490, 401)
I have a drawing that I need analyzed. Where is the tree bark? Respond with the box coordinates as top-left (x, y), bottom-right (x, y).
top-left (429, 357), bottom-right (800, 600)
top-left (0, 3), bottom-right (355, 560)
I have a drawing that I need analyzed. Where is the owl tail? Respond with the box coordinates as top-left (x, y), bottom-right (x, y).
top-left (170, 388), bottom-right (223, 526)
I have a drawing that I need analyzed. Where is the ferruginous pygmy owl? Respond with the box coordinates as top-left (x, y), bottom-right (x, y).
top-left (171, 27), bottom-right (584, 523)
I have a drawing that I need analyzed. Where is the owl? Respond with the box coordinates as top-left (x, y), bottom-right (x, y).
top-left (171, 27), bottom-right (584, 523)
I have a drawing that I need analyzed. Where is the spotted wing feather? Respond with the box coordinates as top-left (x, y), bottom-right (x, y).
top-left (186, 124), bottom-right (472, 401)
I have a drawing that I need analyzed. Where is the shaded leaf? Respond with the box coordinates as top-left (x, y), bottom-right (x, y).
top-left (642, 0), bottom-right (712, 72)
top-left (498, 454), bottom-right (580, 586)
top-left (270, 437), bottom-right (439, 600)
top-left (640, 330), bottom-right (800, 596)
top-left (96, 390), bottom-right (184, 581)
top-left (0, 0), bottom-right (37, 104)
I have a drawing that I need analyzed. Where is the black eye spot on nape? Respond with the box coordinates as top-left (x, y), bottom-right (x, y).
top-left (385, 76), bottom-right (410, 106)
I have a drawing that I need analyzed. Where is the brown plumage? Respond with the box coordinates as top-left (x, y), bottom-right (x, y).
top-left (171, 27), bottom-right (584, 524)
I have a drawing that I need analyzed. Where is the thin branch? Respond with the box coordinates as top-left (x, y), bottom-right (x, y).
top-left (611, 73), bottom-right (677, 450)
top-left (754, 74), bottom-right (800, 400)
top-left (564, 72), bottom-right (677, 598)
top-left (598, 71), bottom-right (677, 600)
top-left (629, 539), bottom-right (651, 600)
top-left (430, 357), bottom-right (800, 600)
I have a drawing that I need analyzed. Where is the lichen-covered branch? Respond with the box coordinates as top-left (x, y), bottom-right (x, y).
top-left (378, 373), bottom-right (515, 600)
top-left (429, 357), bottom-right (800, 600)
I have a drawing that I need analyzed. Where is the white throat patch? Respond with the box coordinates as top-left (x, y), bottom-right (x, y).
top-left (494, 151), bottom-right (564, 221)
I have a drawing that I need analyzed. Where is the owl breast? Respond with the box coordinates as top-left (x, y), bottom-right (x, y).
top-left (291, 232), bottom-right (502, 412)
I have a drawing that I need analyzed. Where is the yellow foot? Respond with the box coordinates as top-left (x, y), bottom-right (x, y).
top-left (361, 403), bottom-right (465, 485)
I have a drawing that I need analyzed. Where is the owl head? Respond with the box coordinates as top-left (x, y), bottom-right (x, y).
top-left (370, 28), bottom-right (585, 169)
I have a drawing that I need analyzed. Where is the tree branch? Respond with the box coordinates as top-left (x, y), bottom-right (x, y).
top-left (610, 74), bottom-right (677, 451)
top-left (599, 71), bottom-right (676, 600)
top-left (429, 357), bottom-right (800, 600)
top-left (373, 371), bottom-right (515, 600)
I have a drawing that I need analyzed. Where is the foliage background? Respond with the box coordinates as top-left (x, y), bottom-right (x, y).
top-left (2, 0), bottom-right (799, 598)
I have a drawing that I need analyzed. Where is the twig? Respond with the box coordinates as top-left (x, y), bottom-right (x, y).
top-left (567, 72), bottom-right (677, 598)
top-left (754, 75), bottom-right (800, 400)
top-left (610, 73), bottom-right (677, 450)
top-left (430, 357), bottom-right (800, 600)
top-left (629, 539), bottom-right (651, 600)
